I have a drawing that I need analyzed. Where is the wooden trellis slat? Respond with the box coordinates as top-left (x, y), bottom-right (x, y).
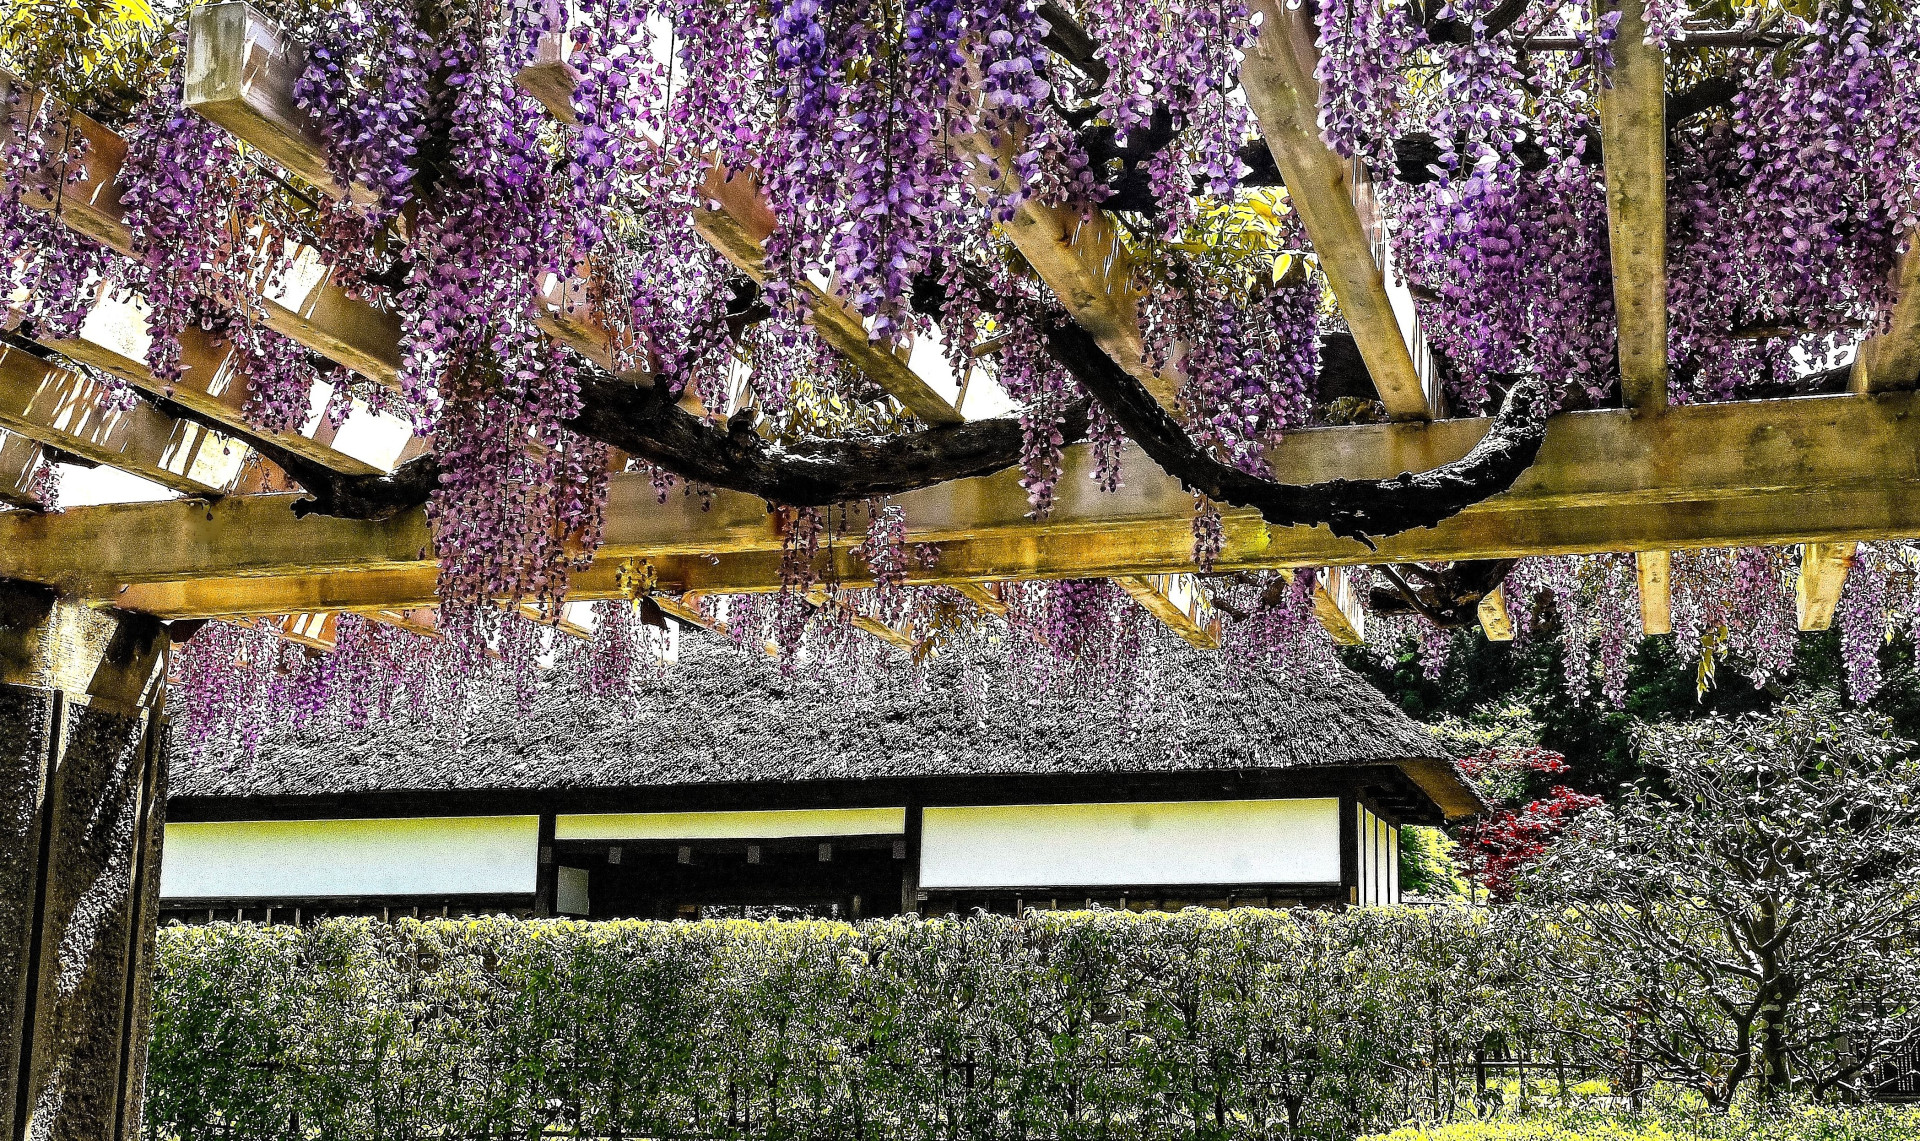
top-left (1851, 235), bottom-right (1920, 394)
top-left (0, 86), bottom-right (412, 478)
top-left (1636, 550), bottom-right (1673, 635)
top-left (1597, 0), bottom-right (1671, 413)
top-left (43, 289), bottom-right (408, 477)
top-left (1477, 585), bottom-right (1514, 642)
top-left (959, 135), bottom-right (1181, 405)
top-left (180, 3), bottom-right (635, 381)
top-left (952, 581), bottom-right (1009, 615)
top-left (0, 345), bottom-right (247, 495)
top-left (1117, 574), bottom-right (1221, 648)
top-left (15, 391), bottom-right (1920, 616)
top-left (504, 29), bottom-right (965, 424)
top-left (0, 70), bottom-right (403, 384)
top-left (0, 433), bottom-right (52, 510)
top-left (1795, 541), bottom-right (1857, 632)
top-left (1310, 566), bottom-right (1367, 645)
top-left (223, 610), bottom-right (339, 651)
top-left (802, 585), bottom-right (920, 649)
top-left (186, 4), bottom-right (963, 422)
top-left (1240, 0), bottom-right (1438, 421)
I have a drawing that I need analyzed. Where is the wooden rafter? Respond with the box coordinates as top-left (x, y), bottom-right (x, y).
top-left (1476, 584), bottom-right (1514, 642)
top-left (1597, 0), bottom-right (1671, 412)
top-left (1795, 541), bottom-right (1857, 632)
top-left (1239, 0), bottom-right (1437, 420)
top-left (1117, 573), bottom-right (1221, 648)
top-left (960, 136), bottom-right (1178, 405)
top-left (0, 345), bottom-right (247, 495)
top-left (225, 610), bottom-right (339, 651)
top-left (505, 29), bottom-right (964, 424)
top-left (1850, 234), bottom-right (1920, 394)
top-left (1309, 565), bottom-right (1366, 645)
top-left (1635, 550), bottom-right (1672, 636)
top-left (0, 433), bottom-right (52, 510)
top-left (1, 81), bottom-right (413, 478)
top-left (28, 289), bottom-right (409, 477)
top-left (952, 580), bottom-right (1009, 615)
top-left (0, 69), bottom-right (402, 383)
top-left (20, 392), bottom-right (1920, 617)
top-left (186, 4), bottom-right (963, 423)
top-left (803, 584), bottom-right (919, 649)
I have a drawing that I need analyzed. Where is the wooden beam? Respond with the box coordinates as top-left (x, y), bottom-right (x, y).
top-left (1795, 541), bottom-right (1857, 632)
top-left (1636, 549), bottom-right (1672, 635)
top-left (1597, 0), bottom-right (1670, 412)
top-left (1310, 565), bottom-right (1366, 645)
top-left (952, 580), bottom-right (1009, 615)
top-left (39, 288), bottom-right (405, 477)
top-left (1239, 0), bottom-right (1437, 420)
top-left (1850, 235), bottom-right (1920, 394)
top-left (1476, 584), bottom-right (1513, 642)
top-left (959, 138), bottom-right (1178, 405)
top-left (12, 392), bottom-right (1920, 614)
top-left (500, 29), bottom-right (965, 424)
top-left (0, 433), bottom-right (51, 510)
top-left (0, 345), bottom-right (247, 495)
top-left (1, 68), bottom-right (403, 384)
top-left (1117, 573), bottom-right (1220, 648)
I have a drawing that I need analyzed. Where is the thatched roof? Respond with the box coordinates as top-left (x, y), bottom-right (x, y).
top-left (171, 641), bottom-right (1480, 820)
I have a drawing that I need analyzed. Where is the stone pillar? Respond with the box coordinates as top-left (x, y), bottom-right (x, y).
top-left (0, 583), bottom-right (171, 1141)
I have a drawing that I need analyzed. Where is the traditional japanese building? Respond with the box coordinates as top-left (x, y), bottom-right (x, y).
top-left (159, 643), bottom-right (1480, 923)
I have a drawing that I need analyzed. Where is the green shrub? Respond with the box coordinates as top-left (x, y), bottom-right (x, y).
top-left (148, 908), bottom-right (1573, 1141)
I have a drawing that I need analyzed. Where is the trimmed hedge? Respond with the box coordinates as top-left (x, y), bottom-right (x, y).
top-left (148, 908), bottom-right (1567, 1140)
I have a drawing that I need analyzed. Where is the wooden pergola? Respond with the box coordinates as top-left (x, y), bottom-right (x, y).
top-left (0, 0), bottom-right (1916, 1134)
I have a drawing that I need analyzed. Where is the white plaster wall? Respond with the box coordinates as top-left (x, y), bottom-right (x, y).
top-left (919, 799), bottom-right (1341, 889)
top-left (556, 807), bottom-right (906, 841)
top-left (160, 816), bottom-right (540, 900)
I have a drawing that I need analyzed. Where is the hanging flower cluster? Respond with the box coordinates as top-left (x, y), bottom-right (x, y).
top-left (1079, 0), bottom-right (1253, 237)
top-left (1667, 0), bottom-right (1920, 402)
top-left (171, 613), bottom-right (574, 763)
top-left (115, 66), bottom-right (330, 431)
top-left (0, 89), bottom-right (115, 338)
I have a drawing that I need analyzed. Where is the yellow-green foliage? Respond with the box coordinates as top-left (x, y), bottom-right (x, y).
top-left (1364, 1106), bottom-right (1920, 1141)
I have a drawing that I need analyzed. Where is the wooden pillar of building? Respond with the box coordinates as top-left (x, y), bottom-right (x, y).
top-left (533, 813), bottom-right (557, 917)
top-left (1338, 792), bottom-right (1360, 907)
top-left (0, 582), bottom-right (172, 1141)
top-left (899, 805), bottom-right (924, 917)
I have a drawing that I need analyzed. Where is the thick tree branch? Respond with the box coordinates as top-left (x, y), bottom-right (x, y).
top-left (158, 371), bottom-right (1085, 518)
top-left (1038, 314), bottom-right (1550, 545)
top-left (569, 371), bottom-right (1090, 506)
top-left (1368, 558), bottom-right (1517, 626)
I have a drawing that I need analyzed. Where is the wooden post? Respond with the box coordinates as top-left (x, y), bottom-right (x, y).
top-left (533, 813), bottom-right (557, 918)
top-left (0, 581), bottom-right (171, 1141)
top-left (1635, 551), bottom-right (1672, 636)
top-left (1796, 542), bottom-right (1858, 632)
top-left (1598, 0), bottom-right (1671, 412)
top-left (899, 805), bottom-right (924, 917)
top-left (1338, 792), bottom-right (1359, 907)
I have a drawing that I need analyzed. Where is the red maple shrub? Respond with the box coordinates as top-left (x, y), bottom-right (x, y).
top-left (1454, 747), bottom-right (1602, 902)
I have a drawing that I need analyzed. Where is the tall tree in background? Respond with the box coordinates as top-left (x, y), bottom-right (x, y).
top-left (1526, 699), bottom-right (1920, 1108)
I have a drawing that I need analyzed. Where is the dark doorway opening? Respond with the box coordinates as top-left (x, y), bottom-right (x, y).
top-left (554, 835), bottom-right (908, 920)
